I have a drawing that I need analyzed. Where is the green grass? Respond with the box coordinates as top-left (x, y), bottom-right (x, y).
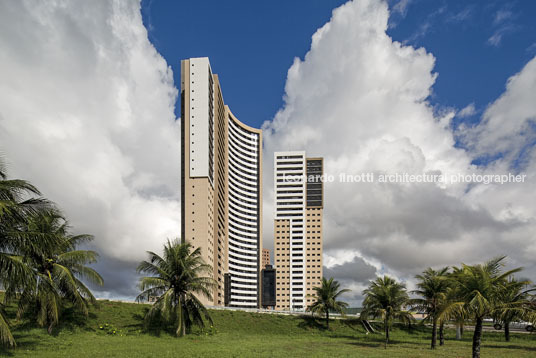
top-left (1, 299), bottom-right (536, 357)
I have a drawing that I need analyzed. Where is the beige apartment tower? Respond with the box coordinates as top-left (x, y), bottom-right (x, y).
top-left (274, 152), bottom-right (323, 311)
top-left (262, 248), bottom-right (270, 269)
top-left (181, 57), bottom-right (262, 308)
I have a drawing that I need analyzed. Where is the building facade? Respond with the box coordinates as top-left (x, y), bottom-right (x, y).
top-left (262, 248), bottom-right (270, 269)
top-left (261, 265), bottom-right (276, 308)
top-left (274, 152), bottom-right (323, 311)
top-left (181, 57), bottom-right (262, 308)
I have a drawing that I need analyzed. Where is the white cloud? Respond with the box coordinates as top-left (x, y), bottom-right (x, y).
top-left (528, 42), bottom-right (536, 54)
top-left (0, 0), bottom-right (180, 296)
top-left (403, 5), bottom-right (446, 44)
top-left (446, 6), bottom-right (473, 23)
top-left (494, 9), bottom-right (513, 25)
top-left (488, 7), bottom-right (517, 47)
top-left (263, 0), bottom-right (536, 303)
top-left (461, 57), bottom-right (536, 163)
top-left (488, 28), bottom-right (509, 47)
top-left (458, 103), bottom-right (476, 118)
top-left (392, 0), bottom-right (412, 17)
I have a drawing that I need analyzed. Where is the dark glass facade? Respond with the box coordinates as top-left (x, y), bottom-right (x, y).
top-left (306, 158), bottom-right (323, 207)
top-left (261, 266), bottom-right (276, 307)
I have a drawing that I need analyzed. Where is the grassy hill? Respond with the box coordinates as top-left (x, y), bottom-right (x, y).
top-left (1, 299), bottom-right (536, 357)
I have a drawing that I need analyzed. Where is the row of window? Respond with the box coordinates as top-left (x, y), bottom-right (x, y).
top-left (276, 252), bottom-right (321, 256)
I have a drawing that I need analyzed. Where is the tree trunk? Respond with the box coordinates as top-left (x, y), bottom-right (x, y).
top-left (472, 317), bottom-right (483, 358)
top-left (384, 316), bottom-right (389, 349)
top-left (505, 321), bottom-right (510, 342)
top-left (439, 322), bottom-right (445, 346)
top-left (456, 323), bottom-right (462, 340)
top-left (431, 318), bottom-right (437, 349)
top-left (326, 310), bottom-right (329, 330)
top-left (177, 294), bottom-right (186, 337)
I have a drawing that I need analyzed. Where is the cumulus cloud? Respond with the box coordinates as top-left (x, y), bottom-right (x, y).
top-left (323, 255), bottom-right (378, 305)
top-left (0, 0), bottom-right (180, 297)
top-left (461, 57), bottom-right (536, 164)
top-left (263, 0), bottom-right (536, 304)
top-left (324, 255), bottom-right (377, 283)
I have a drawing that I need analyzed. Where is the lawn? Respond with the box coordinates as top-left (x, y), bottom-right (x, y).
top-left (1, 299), bottom-right (536, 357)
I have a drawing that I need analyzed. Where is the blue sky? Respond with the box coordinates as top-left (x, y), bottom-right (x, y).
top-left (142, 0), bottom-right (536, 130)
top-left (141, 0), bottom-right (347, 125)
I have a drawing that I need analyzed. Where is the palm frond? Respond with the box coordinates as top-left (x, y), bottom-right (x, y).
top-left (136, 239), bottom-right (215, 336)
top-left (0, 307), bottom-right (15, 347)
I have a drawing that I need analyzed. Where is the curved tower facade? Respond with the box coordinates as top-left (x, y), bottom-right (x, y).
top-left (181, 57), bottom-right (262, 308)
top-left (226, 113), bottom-right (262, 307)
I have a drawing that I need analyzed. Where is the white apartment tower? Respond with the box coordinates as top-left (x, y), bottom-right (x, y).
top-left (274, 151), bottom-right (323, 311)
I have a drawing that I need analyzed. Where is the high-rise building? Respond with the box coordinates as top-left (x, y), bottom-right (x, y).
top-left (181, 57), bottom-right (263, 308)
top-left (261, 265), bottom-right (276, 309)
top-left (262, 248), bottom-right (270, 269)
top-left (274, 152), bottom-right (323, 311)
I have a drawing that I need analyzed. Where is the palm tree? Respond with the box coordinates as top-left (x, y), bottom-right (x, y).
top-left (410, 267), bottom-right (450, 349)
top-left (0, 156), bottom-right (49, 347)
top-left (307, 277), bottom-right (350, 329)
top-left (9, 209), bottom-right (103, 334)
top-left (136, 240), bottom-right (215, 337)
top-left (453, 312), bottom-right (466, 340)
top-left (493, 278), bottom-right (534, 341)
top-left (439, 273), bottom-right (470, 345)
top-left (1, 156), bottom-right (101, 344)
top-left (450, 256), bottom-right (522, 358)
top-left (0, 157), bottom-right (46, 286)
top-left (362, 275), bottom-right (413, 348)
